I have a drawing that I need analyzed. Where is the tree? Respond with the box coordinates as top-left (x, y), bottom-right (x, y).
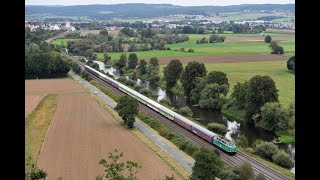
top-left (206, 71), bottom-right (229, 87)
top-left (149, 57), bottom-right (159, 67)
top-left (258, 102), bottom-right (291, 131)
top-left (199, 84), bottom-right (228, 110)
top-left (114, 54), bottom-right (127, 70)
top-left (138, 59), bottom-right (147, 75)
top-left (128, 53), bottom-right (139, 69)
top-left (190, 148), bottom-right (223, 180)
top-left (272, 150), bottom-right (295, 169)
top-left (160, 98), bottom-right (172, 107)
top-left (178, 107), bottom-right (193, 118)
top-left (254, 141), bottom-right (279, 160)
top-left (287, 56), bottom-right (295, 71)
top-left (207, 123), bottom-right (228, 135)
top-left (181, 61), bottom-right (207, 99)
top-left (245, 75), bottom-right (279, 122)
top-left (115, 95), bottom-right (139, 128)
top-left (84, 49), bottom-right (94, 58)
top-left (182, 26), bottom-right (195, 34)
top-left (99, 149), bottom-right (141, 180)
top-left (238, 163), bottom-right (255, 180)
top-left (231, 81), bottom-right (249, 109)
top-left (264, 35), bottom-right (272, 43)
top-left (163, 60), bottom-right (183, 89)
top-left (269, 41), bottom-right (278, 50)
top-left (99, 29), bottom-right (109, 36)
top-left (104, 53), bottom-right (111, 64)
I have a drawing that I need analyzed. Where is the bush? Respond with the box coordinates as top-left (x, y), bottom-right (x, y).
top-left (238, 135), bottom-right (249, 148)
top-left (272, 150), bottom-right (295, 169)
top-left (117, 76), bottom-right (127, 84)
top-left (188, 49), bottom-right (194, 52)
top-left (207, 123), bottom-right (228, 135)
top-left (218, 168), bottom-right (236, 180)
top-left (125, 79), bottom-right (136, 87)
top-left (185, 143), bottom-right (199, 157)
top-left (178, 107), bottom-right (193, 118)
top-left (139, 88), bottom-right (157, 99)
top-left (134, 85), bottom-right (144, 91)
top-left (160, 98), bottom-right (172, 107)
top-left (238, 163), bottom-right (255, 180)
top-left (254, 141), bottom-right (279, 160)
top-left (264, 35), bottom-right (272, 43)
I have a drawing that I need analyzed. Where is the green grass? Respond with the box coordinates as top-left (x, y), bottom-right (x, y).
top-left (276, 132), bottom-right (295, 144)
top-left (51, 38), bottom-right (79, 46)
top-left (221, 104), bottom-right (246, 122)
top-left (160, 61), bottom-right (294, 107)
top-left (25, 94), bottom-right (58, 171)
top-left (100, 33), bottom-right (294, 60)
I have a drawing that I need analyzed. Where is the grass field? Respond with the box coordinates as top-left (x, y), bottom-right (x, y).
top-left (99, 33), bottom-right (294, 60)
top-left (51, 38), bottom-right (78, 46)
top-left (25, 94), bottom-right (58, 171)
top-left (160, 61), bottom-right (294, 107)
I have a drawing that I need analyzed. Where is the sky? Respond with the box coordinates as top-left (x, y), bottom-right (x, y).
top-left (25, 0), bottom-right (295, 6)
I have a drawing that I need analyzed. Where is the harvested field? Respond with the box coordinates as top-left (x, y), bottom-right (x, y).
top-left (25, 79), bottom-right (85, 95)
top-left (25, 94), bottom-right (45, 118)
top-left (37, 93), bottom-right (181, 180)
top-left (157, 54), bottom-right (286, 64)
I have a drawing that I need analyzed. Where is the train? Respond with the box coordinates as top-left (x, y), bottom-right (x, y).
top-left (85, 65), bottom-right (237, 155)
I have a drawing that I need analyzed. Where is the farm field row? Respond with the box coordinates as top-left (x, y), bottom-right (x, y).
top-left (160, 60), bottom-right (295, 107)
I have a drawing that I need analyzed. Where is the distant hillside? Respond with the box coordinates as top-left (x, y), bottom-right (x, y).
top-left (25, 3), bottom-right (295, 20)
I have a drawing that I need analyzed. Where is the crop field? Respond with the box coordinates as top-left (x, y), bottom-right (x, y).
top-left (37, 92), bottom-right (181, 180)
top-left (160, 61), bottom-right (294, 107)
top-left (100, 33), bottom-right (294, 61)
top-left (51, 38), bottom-right (78, 46)
top-left (25, 94), bottom-right (45, 118)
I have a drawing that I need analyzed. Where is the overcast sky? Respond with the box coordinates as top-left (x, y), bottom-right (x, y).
top-left (25, 0), bottom-right (295, 6)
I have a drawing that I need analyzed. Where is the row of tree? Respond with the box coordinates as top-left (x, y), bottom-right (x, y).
top-left (196, 35), bottom-right (226, 44)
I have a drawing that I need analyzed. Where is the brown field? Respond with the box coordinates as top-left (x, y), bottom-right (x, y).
top-left (25, 79), bottom-right (85, 95)
top-left (225, 36), bottom-right (292, 43)
top-left (25, 94), bottom-right (45, 118)
top-left (157, 54), bottom-right (286, 64)
top-left (37, 92), bottom-right (181, 180)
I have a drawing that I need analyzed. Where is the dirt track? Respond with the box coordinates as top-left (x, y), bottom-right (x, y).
top-left (37, 93), bottom-right (181, 180)
top-left (157, 54), bottom-right (287, 64)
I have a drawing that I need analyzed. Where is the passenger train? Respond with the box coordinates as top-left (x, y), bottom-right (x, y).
top-left (85, 65), bottom-right (237, 154)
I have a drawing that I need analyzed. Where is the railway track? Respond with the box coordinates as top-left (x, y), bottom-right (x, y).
top-left (72, 57), bottom-right (292, 180)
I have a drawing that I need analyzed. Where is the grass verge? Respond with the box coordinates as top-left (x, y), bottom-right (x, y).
top-left (25, 94), bottom-right (59, 172)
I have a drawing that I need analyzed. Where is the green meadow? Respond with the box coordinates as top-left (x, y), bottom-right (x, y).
top-left (51, 38), bottom-right (78, 46)
top-left (98, 33), bottom-right (294, 60)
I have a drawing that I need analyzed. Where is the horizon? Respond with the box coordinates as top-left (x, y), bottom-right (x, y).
top-left (25, 1), bottom-right (295, 7)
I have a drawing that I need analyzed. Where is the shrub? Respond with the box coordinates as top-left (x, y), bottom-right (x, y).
top-left (254, 141), bottom-right (279, 160)
top-left (134, 85), bottom-right (144, 91)
top-left (207, 123), bottom-right (228, 135)
top-left (125, 79), bottom-right (136, 87)
top-left (238, 163), bottom-right (255, 180)
top-left (117, 76), bottom-right (127, 84)
top-left (188, 49), bottom-right (194, 52)
top-left (218, 168), bottom-right (236, 180)
top-left (272, 150), bottom-right (295, 169)
top-left (160, 98), bottom-right (172, 107)
top-left (238, 135), bottom-right (249, 148)
top-left (178, 107), bottom-right (193, 118)
top-left (213, 149), bottom-right (220, 157)
top-left (264, 35), bottom-right (272, 43)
